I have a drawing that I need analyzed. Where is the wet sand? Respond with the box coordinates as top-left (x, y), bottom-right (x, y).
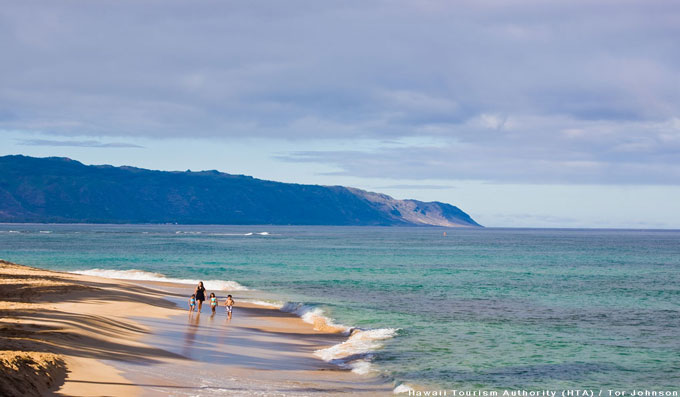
top-left (114, 283), bottom-right (393, 396)
top-left (0, 261), bottom-right (393, 396)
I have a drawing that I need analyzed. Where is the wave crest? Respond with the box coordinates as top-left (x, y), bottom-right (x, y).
top-left (315, 327), bottom-right (399, 374)
top-left (280, 302), bottom-right (350, 333)
top-left (70, 269), bottom-right (248, 291)
top-left (241, 299), bottom-right (398, 375)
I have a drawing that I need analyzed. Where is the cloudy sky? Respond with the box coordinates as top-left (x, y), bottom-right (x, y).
top-left (2, 0), bottom-right (679, 228)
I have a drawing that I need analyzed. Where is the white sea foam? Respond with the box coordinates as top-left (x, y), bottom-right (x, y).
top-left (240, 300), bottom-right (351, 334)
top-left (241, 299), bottom-right (398, 374)
top-left (39, 230), bottom-right (52, 234)
top-left (70, 269), bottom-right (248, 291)
top-left (167, 231), bottom-right (272, 237)
top-left (393, 383), bottom-right (416, 394)
top-left (314, 327), bottom-right (399, 374)
top-left (280, 302), bottom-right (351, 333)
top-left (206, 233), bottom-right (250, 236)
top-left (240, 299), bottom-right (284, 308)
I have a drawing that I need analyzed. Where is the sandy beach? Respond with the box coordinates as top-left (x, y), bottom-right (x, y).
top-left (0, 260), bottom-right (393, 396)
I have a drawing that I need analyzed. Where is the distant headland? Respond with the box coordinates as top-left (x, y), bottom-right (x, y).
top-left (0, 155), bottom-right (481, 227)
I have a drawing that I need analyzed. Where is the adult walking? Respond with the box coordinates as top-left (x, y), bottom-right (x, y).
top-left (194, 281), bottom-right (207, 312)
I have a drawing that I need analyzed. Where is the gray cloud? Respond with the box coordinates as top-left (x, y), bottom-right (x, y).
top-left (1, 1), bottom-right (679, 184)
top-left (277, 116), bottom-right (680, 184)
top-left (18, 139), bottom-right (144, 148)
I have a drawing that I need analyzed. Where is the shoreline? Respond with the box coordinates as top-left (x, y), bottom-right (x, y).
top-left (0, 260), bottom-right (394, 396)
top-left (5, 222), bottom-right (680, 232)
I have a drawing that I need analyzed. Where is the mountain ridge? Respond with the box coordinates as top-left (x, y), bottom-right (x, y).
top-left (0, 155), bottom-right (481, 227)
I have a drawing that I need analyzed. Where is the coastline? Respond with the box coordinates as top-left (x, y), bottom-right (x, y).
top-left (0, 260), bottom-right (394, 396)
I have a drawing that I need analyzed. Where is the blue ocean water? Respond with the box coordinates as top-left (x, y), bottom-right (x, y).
top-left (1, 224), bottom-right (679, 390)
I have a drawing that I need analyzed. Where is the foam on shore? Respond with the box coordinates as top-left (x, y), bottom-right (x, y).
top-left (241, 299), bottom-right (398, 375)
top-left (314, 327), bottom-right (399, 374)
top-left (393, 383), bottom-right (416, 394)
top-left (240, 299), bottom-right (349, 333)
top-left (280, 302), bottom-right (351, 333)
top-left (70, 269), bottom-right (248, 291)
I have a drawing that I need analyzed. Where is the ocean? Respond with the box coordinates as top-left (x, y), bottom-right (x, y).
top-left (1, 224), bottom-right (679, 391)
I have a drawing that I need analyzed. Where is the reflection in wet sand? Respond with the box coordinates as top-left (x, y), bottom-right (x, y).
top-left (182, 312), bottom-right (200, 357)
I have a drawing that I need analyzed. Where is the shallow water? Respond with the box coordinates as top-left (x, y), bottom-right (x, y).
top-left (1, 224), bottom-right (679, 389)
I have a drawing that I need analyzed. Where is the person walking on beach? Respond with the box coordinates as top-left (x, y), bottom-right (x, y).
top-left (188, 294), bottom-right (196, 313)
top-left (225, 294), bottom-right (234, 320)
top-left (209, 292), bottom-right (218, 314)
top-left (194, 281), bottom-right (207, 312)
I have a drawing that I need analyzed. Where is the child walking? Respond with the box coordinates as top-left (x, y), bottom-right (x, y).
top-left (225, 294), bottom-right (234, 320)
top-left (188, 294), bottom-right (196, 312)
top-left (209, 292), bottom-right (218, 314)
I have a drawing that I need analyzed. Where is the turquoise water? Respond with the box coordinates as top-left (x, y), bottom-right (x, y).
top-left (1, 224), bottom-right (679, 390)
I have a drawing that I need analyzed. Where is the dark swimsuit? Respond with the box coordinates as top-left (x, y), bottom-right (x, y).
top-left (196, 287), bottom-right (206, 302)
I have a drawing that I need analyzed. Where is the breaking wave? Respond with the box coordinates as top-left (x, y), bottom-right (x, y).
top-left (242, 300), bottom-right (398, 375)
top-left (314, 327), bottom-right (399, 374)
top-left (173, 231), bottom-right (271, 236)
top-left (280, 302), bottom-right (350, 333)
top-left (70, 269), bottom-right (248, 291)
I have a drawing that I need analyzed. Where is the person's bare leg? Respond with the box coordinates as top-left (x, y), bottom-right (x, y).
top-left (197, 301), bottom-right (203, 312)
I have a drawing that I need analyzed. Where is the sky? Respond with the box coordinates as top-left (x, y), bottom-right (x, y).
top-left (1, 0), bottom-right (679, 228)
